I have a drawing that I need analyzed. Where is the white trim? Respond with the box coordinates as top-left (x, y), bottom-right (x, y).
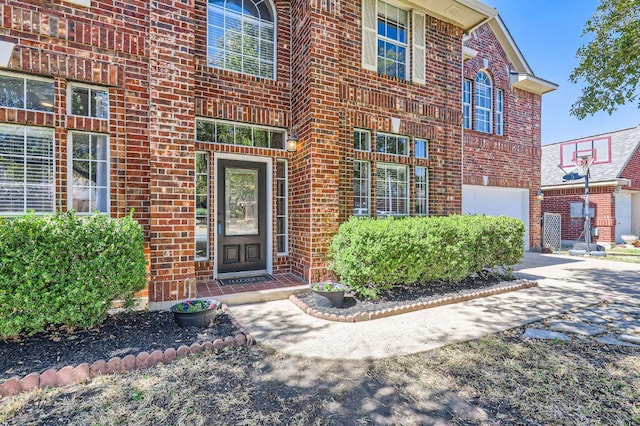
top-left (542, 179), bottom-right (631, 191)
top-left (67, 131), bottom-right (111, 215)
top-left (213, 153), bottom-right (273, 278)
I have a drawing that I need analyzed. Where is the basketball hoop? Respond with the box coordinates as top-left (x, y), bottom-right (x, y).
top-left (573, 155), bottom-right (594, 177)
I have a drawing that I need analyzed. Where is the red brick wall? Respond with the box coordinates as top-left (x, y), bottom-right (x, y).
top-left (541, 186), bottom-right (617, 243)
top-left (3, 1), bottom-right (546, 299)
top-left (621, 146), bottom-right (640, 191)
top-left (463, 24), bottom-right (543, 249)
top-left (0, 1), bottom-right (151, 295)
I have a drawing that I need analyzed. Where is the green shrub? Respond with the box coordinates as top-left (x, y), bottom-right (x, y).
top-left (329, 215), bottom-right (524, 299)
top-left (0, 212), bottom-right (147, 338)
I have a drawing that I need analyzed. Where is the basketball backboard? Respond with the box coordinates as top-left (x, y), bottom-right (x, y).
top-left (559, 136), bottom-right (612, 168)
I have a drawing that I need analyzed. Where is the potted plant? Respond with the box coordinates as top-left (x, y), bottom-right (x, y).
top-left (169, 299), bottom-right (222, 327)
top-left (310, 280), bottom-right (347, 308)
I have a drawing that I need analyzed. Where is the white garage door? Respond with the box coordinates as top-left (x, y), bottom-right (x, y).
top-left (462, 185), bottom-right (530, 250)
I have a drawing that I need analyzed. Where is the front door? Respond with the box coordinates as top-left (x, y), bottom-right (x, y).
top-left (217, 160), bottom-right (267, 274)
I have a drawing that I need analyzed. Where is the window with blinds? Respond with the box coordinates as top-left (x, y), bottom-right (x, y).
top-left (0, 124), bottom-right (55, 214)
top-left (376, 163), bottom-right (408, 217)
top-left (207, 0), bottom-right (276, 79)
top-left (353, 160), bottom-right (370, 217)
top-left (415, 166), bottom-right (428, 216)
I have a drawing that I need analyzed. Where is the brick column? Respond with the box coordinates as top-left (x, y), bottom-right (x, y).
top-left (148, 0), bottom-right (196, 304)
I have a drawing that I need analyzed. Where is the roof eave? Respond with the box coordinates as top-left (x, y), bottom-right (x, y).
top-left (410, 0), bottom-right (497, 32)
top-left (510, 72), bottom-right (558, 95)
top-left (542, 178), bottom-right (631, 191)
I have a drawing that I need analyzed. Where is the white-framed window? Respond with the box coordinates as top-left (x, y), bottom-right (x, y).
top-left (414, 139), bottom-right (428, 159)
top-left (69, 132), bottom-right (109, 214)
top-left (0, 124), bottom-right (55, 214)
top-left (69, 84), bottom-right (109, 119)
top-left (353, 160), bottom-right (370, 217)
top-left (376, 1), bottom-right (408, 79)
top-left (0, 72), bottom-right (54, 113)
top-left (475, 71), bottom-right (493, 133)
top-left (195, 152), bottom-right (209, 260)
top-left (196, 118), bottom-right (286, 149)
top-left (376, 163), bottom-right (408, 217)
top-left (415, 166), bottom-right (428, 216)
top-left (207, 0), bottom-right (276, 79)
top-left (463, 79), bottom-right (472, 129)
top-left (276, 159), bottom-right (288, 255)
top-left (376, 133), bottom-right (408, 156)
top-left (495, 89), bottom-right (504, 135)
top-left (354, 128), bottom-right (371, 151)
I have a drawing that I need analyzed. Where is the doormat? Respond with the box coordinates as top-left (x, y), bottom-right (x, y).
top-left (218, 274), bottom-right (275, 286)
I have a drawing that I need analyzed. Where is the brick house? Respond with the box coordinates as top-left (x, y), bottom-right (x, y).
top-left (0, 0), bottom-right (554, 309)
top-left (541, 126), bottom-right (640, 246)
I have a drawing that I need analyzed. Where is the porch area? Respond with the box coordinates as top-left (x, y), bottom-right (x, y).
top-left (196, 273), bottom-right (308, 305)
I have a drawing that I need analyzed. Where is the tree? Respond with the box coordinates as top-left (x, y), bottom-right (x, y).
top-left (570, 0), bottom-right (640, 119)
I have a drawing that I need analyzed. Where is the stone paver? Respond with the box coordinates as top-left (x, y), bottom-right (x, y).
top-left (548, 321), bottom-right (607, 336)
top-left (523, 300), bottom-right (640, 346)
top-left (523, 328), bottom-right (570, 341)
top-left (619, 334), bottom-right (640, 345)
top-left (586, 307), bottom-right (625, 321)
top-left (570, 312), bottom-right (609, 324)
top-left (612, 320), bottom-right (640, 334)
top-left (596, 336), bottom-right (639, 347)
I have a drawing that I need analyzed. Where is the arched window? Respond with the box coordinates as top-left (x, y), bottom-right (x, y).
top-left (207, 0), bottom-right (275, 79)
top-left (475, 71), bottom-right (493, 133)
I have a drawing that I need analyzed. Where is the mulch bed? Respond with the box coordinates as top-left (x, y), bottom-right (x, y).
top-left (0, 310), bottom-right (241, 382)
top-left (298, 273), bottom-right (523, 316)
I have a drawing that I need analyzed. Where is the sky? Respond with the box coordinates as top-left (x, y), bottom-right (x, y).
top-left (483, 0), bottom-right (639, 145)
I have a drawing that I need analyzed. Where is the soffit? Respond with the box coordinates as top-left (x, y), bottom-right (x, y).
top-left (406, 0), bottom-right (497, 32)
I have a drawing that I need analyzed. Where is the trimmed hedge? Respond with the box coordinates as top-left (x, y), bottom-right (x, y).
top-left (329, 215), bottom-right (525, 299)
top-left (0, 212), bottom-right (147, 338)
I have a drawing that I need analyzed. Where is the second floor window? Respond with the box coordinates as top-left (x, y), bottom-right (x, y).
top-left (377, 1), bottom-right (408, 79)
top-left (495, 89), bottom-right (504, 135)
top-left (207, 0), bottom-right (276, 80)
top-left (474, 71), bottom-right (493, 133)
top-left (463, 79), bottom-right (472, 129)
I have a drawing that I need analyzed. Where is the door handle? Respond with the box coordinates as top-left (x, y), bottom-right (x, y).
top-left (217, 222), bottom-right (222, 235)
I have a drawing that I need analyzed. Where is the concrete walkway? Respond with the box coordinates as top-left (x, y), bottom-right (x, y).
top-left (229, 253), bottom-right (640, 360)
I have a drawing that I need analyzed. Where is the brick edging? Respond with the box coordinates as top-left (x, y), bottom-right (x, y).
top-left (290, 280), bottom-right (538, 322)
top-left (0, 304), bottom-right (254, 399)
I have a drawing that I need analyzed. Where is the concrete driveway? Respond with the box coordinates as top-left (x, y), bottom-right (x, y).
top-left (229, 253), bottom-right (640, 360)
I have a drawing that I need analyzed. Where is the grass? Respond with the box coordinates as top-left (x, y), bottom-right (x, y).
top-left (604, 247), bottom-right (640, 264)
top-left (2, 329), bottom-right (638, 425)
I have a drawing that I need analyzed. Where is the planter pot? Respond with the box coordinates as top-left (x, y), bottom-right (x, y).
top-left (170, 300), bottom-right (221, 327)
top-left (312, 288), bottom-right (345, 308)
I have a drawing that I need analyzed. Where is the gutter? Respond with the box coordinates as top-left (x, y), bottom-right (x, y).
top-left (541, 178), bottom-right (631, 191)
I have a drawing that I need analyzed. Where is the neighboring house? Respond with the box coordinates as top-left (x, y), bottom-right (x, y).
top-left (0, 0), bottom-right (554, 309)
top-left (541, 126), bottom-right (640, 246)
top-left (461, 16), bottom-right (557, 250)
